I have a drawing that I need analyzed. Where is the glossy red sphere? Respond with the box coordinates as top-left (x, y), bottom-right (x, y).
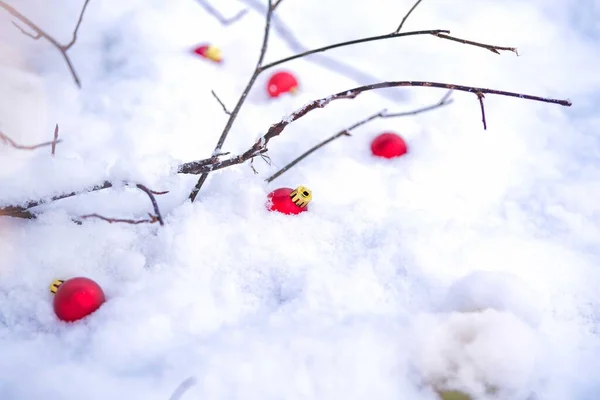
top-left (53, 277), bottom-right (106, 322)
top-left (370, 132), bottom-right (408, 158)
top-left (267, 187), bottom-right (307, 215)
top-left (267, 71), bottom-right (298, 98)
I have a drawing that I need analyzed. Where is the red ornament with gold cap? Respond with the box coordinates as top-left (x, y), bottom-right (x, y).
top-left (192, 44), bottom-right (223, 63)
top-left (267, 185), bottom-right (312, 215)
top-left (49, 277), bottom-right (106, 322)
top-left (266, 71), bottom-right (298, 98)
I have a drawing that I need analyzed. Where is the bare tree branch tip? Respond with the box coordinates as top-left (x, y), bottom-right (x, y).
top-left (79, 213), bottom-right (160, 225)
top-left (11, 20), bottom-right (40, 39)
top-left (211, 90), bottom-right (231, 115)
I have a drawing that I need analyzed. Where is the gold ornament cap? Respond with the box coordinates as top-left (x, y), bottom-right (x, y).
top-left (49, 279), bottom-right (65, 294)
top-left (290, 185), bottom-right (312, 208)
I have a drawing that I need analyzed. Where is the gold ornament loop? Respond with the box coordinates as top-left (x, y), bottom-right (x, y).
top-left (290, 186), bottom-right (312, 208)
top-left (49, 279), bottom-right (65, 294)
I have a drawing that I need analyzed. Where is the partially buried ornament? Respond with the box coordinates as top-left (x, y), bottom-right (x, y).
top-left (50, 277), bottom-right (106, 322)
top-left (267, 71), bottom-right (298, 98)
top-left (267, 185), bottom-right (312, 215)
top-left (371, 132), bottom-right (408, 159)
top-left (192, 44), bottom-right (223, 63)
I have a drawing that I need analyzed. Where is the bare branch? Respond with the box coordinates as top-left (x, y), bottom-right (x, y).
top-left (11, 21), bottom-right (40, 39)
top-left (188, 0), bottom-right (275, 202)
top-left (396, 0), bottom-right (425, 33)
top-left (195, 0), bottom-right (248, 25)
top-left (0, 130), bottom-right (62, 150)
top-left (433, 33), bottom-right (518, 55)
top-left (79, 213), bottom-right (159, 225)
top-left (178, 81), bottom-right (570, 176)
top-left (211, 90), bottom-right (231, 115)
top-left (0, 0), bottom-right (92, 87)
top-left (239, 0), bottom-right (407, 103)
top-left (135, 184), bottom-right (165, 226)
top-left (63, 0), bottom-right (91, 50)
top-left (51, 124), bottom-right (59, 156)
top-left (259, 29), bottom-right (449, 71)
top-left (265, 91), bottom-right (454, 182)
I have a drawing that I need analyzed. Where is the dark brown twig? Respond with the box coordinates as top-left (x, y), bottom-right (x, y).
top-left (0, 130), bottom-right (62, 150)
top-left (211, 90), bottom-right (231, 115)
top-left (396, 0), bottom-right (425, 33)
top-left (476, 92), bottom-right (487, 130)
top-left (188, 0), bottom-right (275, 202)
top-left (178, 81), bottom-right (570, 176)
top-left (135, 184), bottom-right (165, 226)
top-left (79, 213), bottom-right (159, 225)
top-left (265, 91), bottom-right (453, 182)
top-left (51, 124), bottom-right (59, 156)
top-left (195, 0), bottom-right (248, 25)
top-left (0, 0), bottom-right (91, 87)
top-left (433, 33), bottom-right (518, 55)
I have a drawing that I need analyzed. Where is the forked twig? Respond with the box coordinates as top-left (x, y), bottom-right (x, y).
top-left (0, 0), bottom-right (91, 87)
top-left (135, 184), bottom-right (165, 226)
top-left (178, 81), bottom-right (570, 176)
top-left (188, 0), bottom-right (275, 202)
top-left (433, 33), bottom-right (518, 55)
top-left (239, 0), bottom-right (408, 103)
top-left (265, 91), bottom-right (454, 182)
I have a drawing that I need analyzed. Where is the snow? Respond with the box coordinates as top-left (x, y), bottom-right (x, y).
top-left (1, 0), bottom-right (600, 399)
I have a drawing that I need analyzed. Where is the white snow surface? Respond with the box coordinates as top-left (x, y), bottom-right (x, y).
top-left (1, 0), bottom-right (600, 399)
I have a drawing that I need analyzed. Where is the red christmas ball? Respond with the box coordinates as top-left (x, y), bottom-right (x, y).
top-left (51, 277), bottom-right (105, 322)
top-left (370, 132), bottom-right (408, 159)
top-left (267, 71), bottom-right (298, 98)
top-left (267, 186), bottom-right (312, 215)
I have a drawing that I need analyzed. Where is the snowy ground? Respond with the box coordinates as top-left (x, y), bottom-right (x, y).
top-left (1, 0), bottom-right (599, 399)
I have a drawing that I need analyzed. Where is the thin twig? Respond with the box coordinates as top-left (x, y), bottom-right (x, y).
top-left (63, 0), bottom-right (91, 50)
top-left (169, 377), bottom-right (197, 400)
top-left (396, 0), bottom-right (425, 33)
top-left (476, 92), bottom-right (487, 130)
top-left (211, 90), bottom-right (231, 115)
top-left (433, 33), bottom-right (518, 55)
top-left (0, 181), bottom-right (168, 219)
top-left (195, 0), bottom-right (248, 25)
top-left (136, 184), bottom-right (165, 226)
top-left (265, 91), bottom-right (454, 182)
top-left (51, 124), bottom-right (59, 156)
top-left (178, 81), bottom-right (570, 176)
top-left (0, 0), bottom-right (91, 87)
top-left (271, 0), bottom-right (285, 11)
top-left (188, 0), bottom-right (275, 202)
top-left (0, 130), bottom-right (62, 150)
top-left (79, 213), bottom-right (159, 225)
top-left (385, 89), bottom-right (453, 117)
top-left (11, 21), bottom-right (40, 39)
